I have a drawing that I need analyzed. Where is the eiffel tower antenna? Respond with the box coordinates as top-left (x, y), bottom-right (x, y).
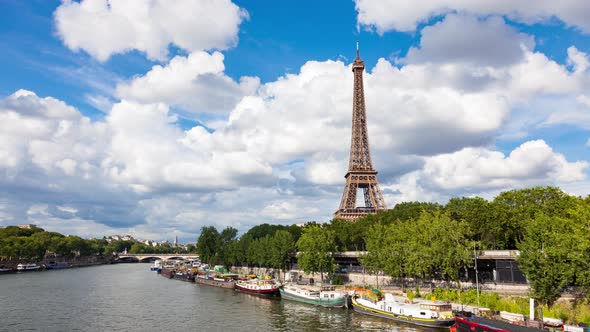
top-left (334, 43), bottom-right (387, 221)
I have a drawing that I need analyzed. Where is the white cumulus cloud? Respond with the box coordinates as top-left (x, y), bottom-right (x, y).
top-left (116, 51), bottom-right (259, 114)
top-left (355, 0), bottom-right (590, 34)
top-left (404, 14), bottom-right (535, 67)
top-left (54, 0), bottom-right (248, 61)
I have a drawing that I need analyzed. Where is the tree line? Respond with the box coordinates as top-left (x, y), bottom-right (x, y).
top-left (0, 226), bottom-right (194, 260)
top-left (195, 186), bottom-right (590, 312)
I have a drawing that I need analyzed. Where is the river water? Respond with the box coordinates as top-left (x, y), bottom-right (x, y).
top-left (0, 263), bottom-right (435, 331)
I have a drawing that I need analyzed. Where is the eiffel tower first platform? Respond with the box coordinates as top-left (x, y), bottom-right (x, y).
top-left (334, 43), bottom-right (387, 221)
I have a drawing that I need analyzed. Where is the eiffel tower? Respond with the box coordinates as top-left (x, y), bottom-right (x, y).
top-left (334, 43), bottom-right (387, 221)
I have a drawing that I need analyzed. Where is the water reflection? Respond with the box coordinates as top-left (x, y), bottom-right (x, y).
top-left (0, 264), bottom-right (439, 331)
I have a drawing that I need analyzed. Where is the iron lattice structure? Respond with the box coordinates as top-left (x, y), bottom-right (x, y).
top-left (334, 46), bottom-right (387, 221)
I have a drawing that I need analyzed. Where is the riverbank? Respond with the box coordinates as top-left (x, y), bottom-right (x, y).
top-left (228, 265), bottom-right (590, 326)
top-left (230, 266), bottom-right (528, 295)
top-left (0, 255), bottom-right (116, 271)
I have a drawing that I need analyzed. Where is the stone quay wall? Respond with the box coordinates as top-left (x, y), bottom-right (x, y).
top-left (229, 266), bottom-right (529, 295)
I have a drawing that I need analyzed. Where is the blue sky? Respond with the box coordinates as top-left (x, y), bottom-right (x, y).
top-left (1, 0), bottom-right (590, 242)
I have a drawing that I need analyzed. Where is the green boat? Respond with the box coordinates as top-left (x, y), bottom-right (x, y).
top-left (279, 284), bottom-right (348, 308)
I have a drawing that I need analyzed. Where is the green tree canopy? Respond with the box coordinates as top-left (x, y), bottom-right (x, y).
top-left (218, 227), bottom-right (238, 267)
top-left (517, 213), bottom-right (580, 318)
top-left (196, 226), bottom-right (220, 265)
top-left (270, 230), bottom-right (295, 280)
top-left (296, 225), bottom-right (336, 282)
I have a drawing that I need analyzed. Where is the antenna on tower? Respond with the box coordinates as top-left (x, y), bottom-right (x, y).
top-left (356, 40), bottom-right (360, 58)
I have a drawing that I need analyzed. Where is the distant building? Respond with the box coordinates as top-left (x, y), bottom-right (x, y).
top-left (105, 235), bottom-right (136, 243)
top-left (18, 224), bottom-right (37, 229)
top-left (143, 240), bottom-right (159, 247)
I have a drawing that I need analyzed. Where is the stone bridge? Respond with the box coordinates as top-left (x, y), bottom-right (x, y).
top-left (117, 253), bottom-right (200, 263)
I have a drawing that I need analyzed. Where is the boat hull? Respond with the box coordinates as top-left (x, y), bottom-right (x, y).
top-left (16, 265), bottom-right (41, 272)
top-left (351, 297), bottom-right (454, 329)
top-left (279, 288), bottom-right (347, 308)
top-left (173, 273), bottom-right (195, 282)
top-left (235, 283), bottom-right (280, 296)
top-left (44, 262), bottom-right (70, 269)
top-left (195, 276), bottom-right (236, 288)
top-left (466, 316), bottom-right (544, 332)
top-left (160, 268), bottom-right (175, 279)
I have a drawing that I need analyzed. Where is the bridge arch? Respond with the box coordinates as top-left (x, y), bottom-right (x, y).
top-left (118, 256), bottom-right (139, 263)
top-left (138, 256), bottom-right (162, 263)
top-left (116, 254), bottom-right (200, 262)
top-left (165, 256), bottom-right (184, 261)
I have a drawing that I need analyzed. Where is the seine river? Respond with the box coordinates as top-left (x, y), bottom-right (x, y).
top-left (0, 264), bottom-right (435, 331)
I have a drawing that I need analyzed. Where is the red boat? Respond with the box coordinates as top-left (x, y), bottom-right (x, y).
top-left (234, 279), bottom-right (281, 296)
top-left (454, 315), bottom-right (548, 332)
top-left (453, 317), bottom-right (509, 332)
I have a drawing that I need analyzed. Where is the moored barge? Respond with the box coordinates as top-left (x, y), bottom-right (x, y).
top-left (235, 278), bottom-right (281, 296)
top-left (280, 283), bottom-right (348, 308)
top-left (194, 274), bottom-right (237, 288)
top-left (160, 268), bottom-right (175, 279)
top-left (174, 270), bottom-right (195, 282)
top-left (351, 293), bottom-right (455, 329)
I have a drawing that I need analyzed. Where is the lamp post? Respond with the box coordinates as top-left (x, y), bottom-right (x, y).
top-left (474, 243), bottom-right (480, 312)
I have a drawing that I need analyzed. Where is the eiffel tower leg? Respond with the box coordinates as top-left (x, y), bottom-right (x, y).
top-left (369, 183), bottom-right (386, 210)
top-left (363, 187), bottom-right (374, 208)
top-left (341, 180), bottom-right (357, 210)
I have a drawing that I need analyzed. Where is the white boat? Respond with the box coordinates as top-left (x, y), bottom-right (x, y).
top-left (16, 263), bottom-right (41, 272)
top-left (150, 260), bottom-right (162, 271)
top-left (280, 283), bottom-right (348, 307)
top-left (351, 293), bottom-right (455, 329)
top-left (0, 266), bottom-right (14, 273)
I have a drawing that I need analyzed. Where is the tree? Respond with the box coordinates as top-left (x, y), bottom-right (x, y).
top-left (185, 244), bottom-right (197, 254)
top-left (329, 218), bottom-right (366, 251)
top-left (384, 202), bottom-right (443, 223)
top-left (402, 212), bottom-right (473, 291)
top-left (129, 243), bottom-right (147, 254)
top-left (360, 222), bottom-right (389, 288)
top-left (518, 213), bottom-right (578, 322)
top-left (218, 227), bottom-right (238, 268)
top-left (296, 225), bottom-right (336, 282)
top-left (445, 197), bottom-right (498, 249)
top-left (568, 198), bottom-right (590, 299)
top-left (103, 240), bottom-right (134, 255)
top-left (246, 236), bottom-right (272, 267)
top-left (428, 212), bottom-right (473, 287)
top-left (405, 214), bottom-right (436, 287)
top-left (493, 186), bottom-right (575, 249)
top-left (196, 226), bottom-right (220, 265)
top-left (270, 230), bottom-right (295, 281)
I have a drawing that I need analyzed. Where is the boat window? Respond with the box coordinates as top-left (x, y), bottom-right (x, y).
top-left (420, 312), bottom-right (426, 316)
top-left (388, 307), bottom-right (391, 311)
top-left (331, 294), bottom-right (334, 298)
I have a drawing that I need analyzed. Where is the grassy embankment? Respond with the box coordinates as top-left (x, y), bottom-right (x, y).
top-left (411, 288), bottom-right (590, 325)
